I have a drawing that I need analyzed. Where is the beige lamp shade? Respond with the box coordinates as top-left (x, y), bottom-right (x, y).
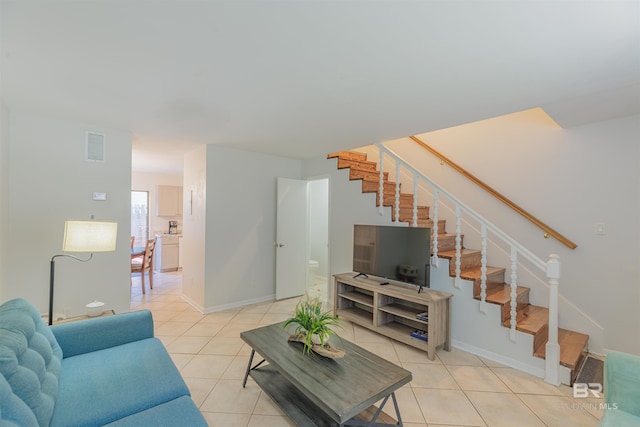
top-left (62, 220), bottom-right (118, 253)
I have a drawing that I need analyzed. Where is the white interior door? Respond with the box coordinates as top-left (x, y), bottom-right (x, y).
top-left (276, 177), bottom-right (308, 300)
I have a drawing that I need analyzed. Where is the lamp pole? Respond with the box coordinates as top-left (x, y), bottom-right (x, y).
top-left (48, 253), bottom-right (93, 325)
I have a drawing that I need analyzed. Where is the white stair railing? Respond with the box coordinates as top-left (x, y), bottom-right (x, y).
top-left (480, 223), bottom-right (488, 314)
top-left (375, 142), bottom-right (561, 385)
top-left (431, 189), bottom-right (440, 267)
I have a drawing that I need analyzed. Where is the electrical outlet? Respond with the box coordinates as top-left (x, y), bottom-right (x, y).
top-left (595, 223), bottom-right (606, 235)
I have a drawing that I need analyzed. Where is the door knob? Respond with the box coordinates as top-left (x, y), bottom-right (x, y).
top-left (274, 243), bottom-right (286, 248)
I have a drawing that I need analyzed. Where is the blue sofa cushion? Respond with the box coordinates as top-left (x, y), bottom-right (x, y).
top-left (0, 298), bottom-right (62, 427)
top-left (601, 409), bottom-right (640, 427)
top-left (0, 374), bottom-right (39, 427)
top-left (601, 350), bottom-right (640, 426)
top-left (50, 337), bottom-right (190, 427)
top-left (102, 395), bottom-right (208, 427)
top-left (51, 310), bottom-right (154, 358)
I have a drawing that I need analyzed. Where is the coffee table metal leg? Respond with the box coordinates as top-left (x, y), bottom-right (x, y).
top-left (342, 391), bottom-right (403, 426)
top-left (242, 349), bottom-right (268, 388)
top-left (242, 350), bottom-right (255, 388)
top-left (391, 391), bottom-right (403, 426)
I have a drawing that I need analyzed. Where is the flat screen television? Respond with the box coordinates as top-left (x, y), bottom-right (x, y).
top-left (352, 224), bottom-right (431, 288)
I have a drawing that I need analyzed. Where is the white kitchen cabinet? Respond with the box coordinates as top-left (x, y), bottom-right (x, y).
top-left (156, 185), bottom-right (183, 217)
top-left (155, 234), bottom-right (181, 272)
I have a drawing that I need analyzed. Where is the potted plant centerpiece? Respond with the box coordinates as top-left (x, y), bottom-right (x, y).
top-left (283, 297), bottom-right (345, 359)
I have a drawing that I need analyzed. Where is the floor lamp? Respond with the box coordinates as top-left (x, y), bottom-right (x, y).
top-left (49, 220), bottom-right (118, 325)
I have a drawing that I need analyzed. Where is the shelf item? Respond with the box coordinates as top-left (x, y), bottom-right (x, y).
top-left (334, 273), bottom-right (452, 360)
top-left (416, 312), bottom-right (429, 322)
top-left (410, 330), bottom-right (428, 341)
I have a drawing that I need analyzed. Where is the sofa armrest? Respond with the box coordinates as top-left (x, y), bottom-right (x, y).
top-left (51, 310), bottom-right (154, 358)
top-left (604, 351), bottom-right (640, 417)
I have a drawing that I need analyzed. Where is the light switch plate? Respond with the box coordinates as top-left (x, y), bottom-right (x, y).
top-left (93, 192), bottom-right (107, 201)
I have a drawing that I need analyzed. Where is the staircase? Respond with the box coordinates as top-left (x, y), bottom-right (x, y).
top-left (328, 150), bottom-right (589, 384)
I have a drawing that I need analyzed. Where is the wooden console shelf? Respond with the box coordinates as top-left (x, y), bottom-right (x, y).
top-left (334, 273), bottom-right (453, 360)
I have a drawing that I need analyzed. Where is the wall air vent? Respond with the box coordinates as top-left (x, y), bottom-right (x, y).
top-left (86, 131), bottom-right (106, 162)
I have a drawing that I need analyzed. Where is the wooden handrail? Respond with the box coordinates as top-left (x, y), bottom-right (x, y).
top-left (409, 135), bottom-right (577, 249)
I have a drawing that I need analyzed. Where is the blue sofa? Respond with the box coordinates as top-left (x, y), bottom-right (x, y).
top-left (601, 351), bottom-right (640, 426)
top-left (0, 298), bottom-right (207, 427)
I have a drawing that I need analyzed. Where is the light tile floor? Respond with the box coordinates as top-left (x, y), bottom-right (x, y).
top-left (131, 272), bottom-right (603, 427)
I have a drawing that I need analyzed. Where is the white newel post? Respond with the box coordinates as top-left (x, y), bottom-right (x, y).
top-left (544, 254), bottom-right (561, 386)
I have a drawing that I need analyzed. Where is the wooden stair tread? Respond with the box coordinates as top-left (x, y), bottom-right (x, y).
top-left (481, 285), bottom-right (530, 305)
top-left (327, 151), bottom-right (367, 161)
top-left (349, 169), bottom-right (389, 181)
top-left (459, 266), bottom-right (506, 281)
top-left (434, 233), bottom-right (457, 242)
top-left (438, 249), bottom-right (481, 258)
top-left (504, 305), bottom-right (548, 334)
top-left (534, 328), bottom-right (589, 370)
top-left (337, 158), bottom-right (378, 171)
top-left (361, 175), bottom-right (392, 183)
top-left (413, 219), bottom-right (447, 232)
top-left (362, 180), bottom-right (397, 193)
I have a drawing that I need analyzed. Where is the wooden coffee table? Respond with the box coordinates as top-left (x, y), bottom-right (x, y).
top-left (241, 322), bottom-right (412, 426)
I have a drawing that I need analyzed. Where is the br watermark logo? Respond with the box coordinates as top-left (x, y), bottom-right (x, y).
top-left (573, 383), bottom-right (602, 398)
top-left (571, 383), bottom-right (618, 411)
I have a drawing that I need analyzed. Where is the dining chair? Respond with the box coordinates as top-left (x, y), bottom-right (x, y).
top-left (131, 238), bottom-right (156, 294)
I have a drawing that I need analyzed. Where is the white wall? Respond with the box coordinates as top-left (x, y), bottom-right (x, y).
top-left (132, 171), bottom-right (183, 236)
top-left (182, 145), bottom-right (207, 310)
top-left (381, 110), bottom-right (640, 355)
top-left (0, 100), bottom-right (9, 302)
top-left (183, 145), bottom-right (302, 312)
top-left (5, 111), bottom-right (132, 317)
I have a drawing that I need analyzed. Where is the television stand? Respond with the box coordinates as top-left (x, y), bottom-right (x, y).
top-left (333, 273), bottom-right (453, 360)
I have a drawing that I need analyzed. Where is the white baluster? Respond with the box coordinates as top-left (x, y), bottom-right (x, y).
top-left (395, 161), bottom-right (401, 224)
top-left (544, 254), bottom-right (561, 385)
top-left (378, 150), bottom-right (384, 216)
top-left (509, 247), bottom-right (518, 341)
top-left (480, 223), bottom-right (487, 314)
top-left (454, 205), bottom-right (462, 289)
top-left (413, 173), bottom-right (418, 227)
top-left (431, 190), bottom-right (439, 268)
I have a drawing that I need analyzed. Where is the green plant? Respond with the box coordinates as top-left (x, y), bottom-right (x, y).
top-left (282, 298), bottom-right (341, 354)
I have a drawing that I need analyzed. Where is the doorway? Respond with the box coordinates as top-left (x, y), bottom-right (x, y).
top-left (131, 191), bottom-right (149, 246)
top-left (275, 177), bottom-right (330, 302)
top-left (307, 178), bottom-right (329, 302)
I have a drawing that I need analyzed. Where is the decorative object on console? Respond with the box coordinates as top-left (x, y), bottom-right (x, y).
top-left (283, 297), bottom-right (345, 358)
top-left (49, 219), bottom-right (118, 325)
top-left (85, 300), bottom-right (105, 317)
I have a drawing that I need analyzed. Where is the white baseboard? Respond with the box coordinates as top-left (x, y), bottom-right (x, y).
top-left (181, 293), bottom-right (276, 314)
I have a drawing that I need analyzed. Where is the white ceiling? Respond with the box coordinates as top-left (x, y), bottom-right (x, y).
top-left (2, 1), bottom-right (639, 174)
